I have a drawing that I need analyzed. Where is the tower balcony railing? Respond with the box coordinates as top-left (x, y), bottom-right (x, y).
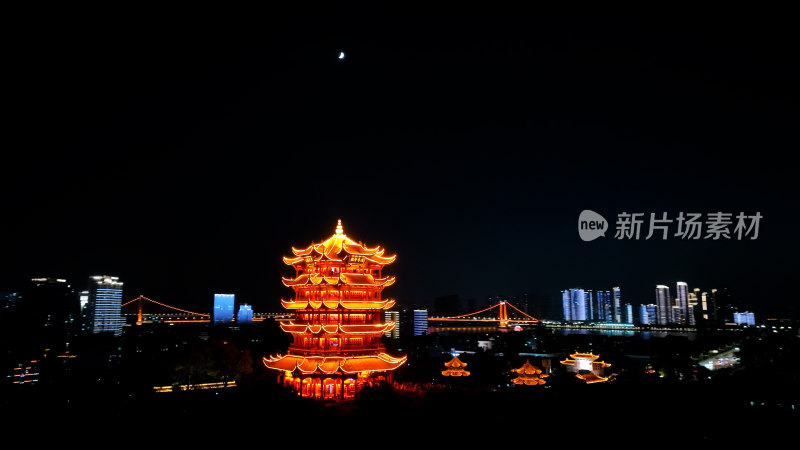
top-left (287, 344), bottom-right (388, 356)
top-left (289, 316), bottom-right (383, 326)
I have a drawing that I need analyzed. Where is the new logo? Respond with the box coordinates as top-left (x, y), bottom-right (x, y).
top-left (578, 210), bottom-right (608, 241)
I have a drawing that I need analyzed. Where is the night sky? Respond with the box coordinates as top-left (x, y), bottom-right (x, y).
top-left (3, 9), bottom-right (797, 319)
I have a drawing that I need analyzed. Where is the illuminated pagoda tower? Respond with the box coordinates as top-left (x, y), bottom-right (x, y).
top-left (560, 352), bottom-right (612, 384)
top-left (441, 356), bottom-right (470, 377)
top-left (511, 359), bottom-right (548, 385)
top-left (263, 220), bottom-right (407, 400)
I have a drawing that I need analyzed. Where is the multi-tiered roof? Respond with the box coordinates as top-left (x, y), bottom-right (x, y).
top-left (511, 359), bottom-right (548, 385)
top-left (263, 220), bottom-right (406, 399)
top-left (441, 356), bottom-right (471, 377)
top-left (560, 352), bottom-right (611, 384)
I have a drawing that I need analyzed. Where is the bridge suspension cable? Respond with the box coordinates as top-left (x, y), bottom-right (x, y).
top-left (432, 300), bottom-right (538, 322)
top-left (446, 302), bottom-right (501, 319)
top-left (505, 300), bottom-right (538, 320)
top-left (121, 295), bottom-right (210, 317)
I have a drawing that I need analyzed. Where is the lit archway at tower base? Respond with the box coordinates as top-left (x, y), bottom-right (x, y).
top-left (279, 370), bottom-right (393, 400)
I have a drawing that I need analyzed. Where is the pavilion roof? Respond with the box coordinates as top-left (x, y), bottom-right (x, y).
top-left (284, 220), bottom-right (396, 264)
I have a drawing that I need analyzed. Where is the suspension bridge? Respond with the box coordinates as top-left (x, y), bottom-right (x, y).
top-left (120, 297), bottom-right (537, 328)
top-left (427, 300), bottom-right (538, 329)
top-left (121, 295), bottom-right (211, 324)
top-left (120, 296), bottom-right (289, 324)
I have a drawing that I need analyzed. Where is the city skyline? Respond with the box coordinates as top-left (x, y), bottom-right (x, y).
top-left (560, 281), bottom-right (740, 326)
top-left (2, 10), bottom-right (796, 321)
top-left (2, 10), bottom-right (797, 441)
top-left (0, 269), bottom-right (770, 328)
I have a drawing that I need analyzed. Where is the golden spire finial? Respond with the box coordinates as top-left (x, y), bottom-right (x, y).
top-left (335, 219), bottom-right (344, 235)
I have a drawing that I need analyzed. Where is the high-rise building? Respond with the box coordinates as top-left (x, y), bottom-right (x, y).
top-left (708, 289), bottom-right (718, 323)
top-left (562, 288), bottom-right (587, 322)
top-left (413, 309), bottom-right (428, 336)
top-left (624, 303), bottom-right (633, 324)
top-left (612, 287), bottom-right (622, 323)
top-left (78, 290), bottom-right (91, 333)
top-left (698, 291), bottom-right (709, 321)
top-left (596, 290), bottom-right (612, 322)
top-left (733, 311), bottom-right (755, 326)
top-left (237, 303), bottom-right (253, 323)
top-left (397, 308), bottom-right (415, 340)
top-left (78, 290), bottom-right (89, 311)
top-left (585, 290), bottom-right (594, 321)
top-left (715, 287), bottom-right (736, 323)
top-left (562, 291), bottom-right (571, 321)
top-left (676, 282), bottom-right (689, 325)
top-left (655, 285), bottom-right (670, 325)
top-left (671, 305), bottom-right (682, 325)
top-left (696, 290), bottom-right (717, 327)
top-left (592, 293), bottom-right (599, 321)
top-left (639, 304), bottom-right (657, 325)
top-left (384, 310), bottom-right (400, 338)
top-left (688, 289), bottom-right (699, 326)
top-left (213, 294), bottom-right (235, 324)
top-left (87, 275), bottom-right (124, 336)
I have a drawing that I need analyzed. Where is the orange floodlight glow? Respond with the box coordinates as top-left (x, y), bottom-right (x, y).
top-left (442, 356), bottom-right (471, 377)
top-left (510, 359), bottom-right (548, 385)
top-left (264, 220), bottom-right (407, 400)
top-left (560, 352), bottom-right (612, 384)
